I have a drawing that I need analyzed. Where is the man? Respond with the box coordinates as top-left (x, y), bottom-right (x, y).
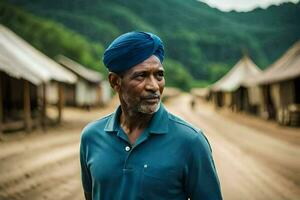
top-left (80, 32), bottom-right (222, 200)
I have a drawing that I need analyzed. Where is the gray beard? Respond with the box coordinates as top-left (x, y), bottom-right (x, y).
top-left (137, 101), bottom-right (160, 114)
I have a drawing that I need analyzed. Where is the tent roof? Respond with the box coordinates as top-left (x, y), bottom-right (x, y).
top-left (211, 55), bottom-right (262, 92)
top-left (56, 55), bottom-right (103, 83)
top-left (0, 24), bottom-right (77, 85)
top-left (255, 40), bottom-right (300, 85)
top-left (0, 53), bottom-right (42, 84)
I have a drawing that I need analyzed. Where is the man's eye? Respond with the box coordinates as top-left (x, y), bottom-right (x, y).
top-left (157, 72), bottom-right (164, 79)
top-left (134, 74), bottom-right (146, 79)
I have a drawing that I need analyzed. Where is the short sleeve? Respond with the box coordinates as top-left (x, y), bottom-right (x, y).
top-left (80, 133), bottom-right (92, 193)
top-left (184, 132), bottom-right (223, 200)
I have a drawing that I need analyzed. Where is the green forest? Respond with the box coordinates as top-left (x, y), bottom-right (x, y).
top-left (1, 0), bottom-right (299, 91)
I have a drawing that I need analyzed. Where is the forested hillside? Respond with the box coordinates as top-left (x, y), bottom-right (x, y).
top-left (0, 2), bottom-right (106, 74)
top-left (0, 1), bottom-right (195, 90)
top-left (2, 0), bottom-right (300, 90)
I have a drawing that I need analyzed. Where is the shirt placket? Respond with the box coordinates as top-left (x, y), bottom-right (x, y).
top-left (117, 128), bottom-right (150, 169)
top-left (116, 128), bottom-right (150, 199)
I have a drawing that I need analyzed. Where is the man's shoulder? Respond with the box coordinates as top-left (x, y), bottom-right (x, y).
top-left (167, 112), bottom-right (211, 149)
top-left (167, 112), bottom-right (201, 134)
top-left (80, 113), bottom-right (113, 141)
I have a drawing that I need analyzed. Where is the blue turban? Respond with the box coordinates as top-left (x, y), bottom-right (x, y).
top-left (103, 31), bottom-right (164, 73)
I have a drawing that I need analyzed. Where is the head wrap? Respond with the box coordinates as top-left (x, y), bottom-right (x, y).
top-left (103, 31), bottom-right (164, 73)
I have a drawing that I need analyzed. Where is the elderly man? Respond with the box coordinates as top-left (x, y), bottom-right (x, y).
top-left (80, 32), bottom-right (222, 200)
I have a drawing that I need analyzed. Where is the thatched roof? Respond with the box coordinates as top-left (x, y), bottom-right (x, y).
top-left (0, 24), bottom-right (77, 85)
top-left (255, 41), bottom-right (300, 85)
top-left (211, 55), bottom-right (262, 92)
top-left (0, 53), bottom-right (41, 84)
top-left (56, 55), bottom-right (103, 83)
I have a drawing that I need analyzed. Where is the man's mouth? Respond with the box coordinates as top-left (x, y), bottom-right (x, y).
top-left (142, 94), bottom-right (160, 103)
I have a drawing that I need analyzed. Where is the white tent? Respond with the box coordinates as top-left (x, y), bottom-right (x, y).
top-left (211, 55), bottom-right (262, 92)
top-left (56, 55), bottom-right (111, 107)
top-left (0, 24), bottom-right (77, 132)
top-left (0, 24), bottom-right (77, 85)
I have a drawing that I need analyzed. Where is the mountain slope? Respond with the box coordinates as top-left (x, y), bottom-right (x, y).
top-left (0, 2), bottom-right (195, 90)
top-left (6, 0), bottom-right (300, 83)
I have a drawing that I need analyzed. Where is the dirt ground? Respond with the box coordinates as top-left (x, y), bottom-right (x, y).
top-left (0, 93), bottom-right (299, 200)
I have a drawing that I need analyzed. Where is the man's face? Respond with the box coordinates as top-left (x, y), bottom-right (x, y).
top-left (118, 55), bottom-right (165, 115)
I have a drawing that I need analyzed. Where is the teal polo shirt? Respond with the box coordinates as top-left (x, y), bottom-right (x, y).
top-left (80, 104), bottom-right (222, 200)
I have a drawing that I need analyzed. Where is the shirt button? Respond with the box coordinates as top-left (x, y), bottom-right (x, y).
top-left (125, 146), bottom-right (131, 152)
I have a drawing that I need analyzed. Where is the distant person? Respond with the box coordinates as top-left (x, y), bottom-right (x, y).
top-left (190, 97), bottom-right (196, 110)
top-left (80, 32), bottom-right (222, 200)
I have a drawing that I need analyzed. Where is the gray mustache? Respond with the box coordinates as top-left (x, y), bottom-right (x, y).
top-left (143, 94), bottom-right (160, 99)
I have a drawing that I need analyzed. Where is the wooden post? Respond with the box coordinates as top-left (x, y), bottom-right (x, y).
top-left (24, 80), bottom-right (32, 132)
top-left (57, 82), bottom-right (64, 124)
top-left (0, 74), bottom-right (3, 136)
top-left (42, 83), bottom-right (47, 131)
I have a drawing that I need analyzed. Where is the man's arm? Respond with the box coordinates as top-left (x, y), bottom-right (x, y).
top-left (80, 134), bottom-right (93, 199)
top-left (185, 133), bottom-right (223, 200)
top-left (84, 192), bottom-right (92, 200)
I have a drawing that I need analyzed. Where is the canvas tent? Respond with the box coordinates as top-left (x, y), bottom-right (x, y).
top-left (253, 41), bottom-right (300, 125)
top-left (56, 55), bottom-right (111, 108)
top-left (210, 55), bottom-right (262, 112)
top-left (0, 24), bottom-right (77, 133)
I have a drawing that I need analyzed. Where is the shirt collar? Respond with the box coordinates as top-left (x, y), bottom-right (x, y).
top-left (104, 106), bottom-right (122, 132)
top-left (147, 103), bottom-right (169, 134)
top-left (104, 103), bottom-right (169, 134)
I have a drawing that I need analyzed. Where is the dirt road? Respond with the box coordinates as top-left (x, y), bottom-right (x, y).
top-left (0, 94), bottom-right (299, 200)
top-left (167, 94), bottom-right (300, 200)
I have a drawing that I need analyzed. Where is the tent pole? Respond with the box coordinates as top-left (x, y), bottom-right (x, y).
top-left (42, 83), bottom-right (47, 131)
top-left (57, 83), bottom-right (64, 124)
top-left (24, 80), bottom-right (32, 132)
top-left (0, 74), bottom-right (3, 137)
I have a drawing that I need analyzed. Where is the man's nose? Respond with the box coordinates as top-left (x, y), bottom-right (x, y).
top-left (145, 76), bottom-right (159, 92)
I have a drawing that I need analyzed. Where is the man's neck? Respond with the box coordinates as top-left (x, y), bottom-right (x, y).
top-left (119, 107), bottom-right (154, 145)
top-left (119, 108), bottom-right (153, 135)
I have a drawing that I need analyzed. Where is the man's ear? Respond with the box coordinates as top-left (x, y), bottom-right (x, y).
top-left (108, 72), bottom-right (121, 92)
